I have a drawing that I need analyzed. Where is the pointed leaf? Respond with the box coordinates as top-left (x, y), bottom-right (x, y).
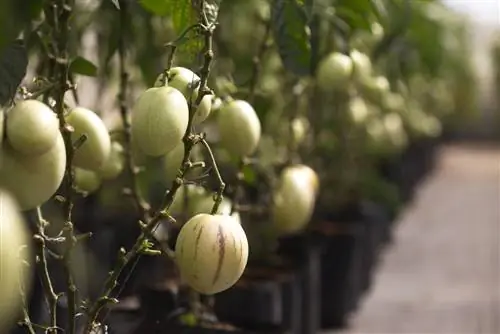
top-left (271, 0), bottom-right (311, 76)
top-left (139, 0), bottom-right (172, 16)
top-left (139, 0), bottom-right (201, 63)
top-left (69, 56), bottom-right (98, 77)
top-left (0, 40), bottom-right (28, 106)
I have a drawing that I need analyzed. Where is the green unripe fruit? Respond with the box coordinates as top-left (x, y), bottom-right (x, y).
top-left (169, 184), bottom-right (208, 217)
top-left (194, 94), bottom-right (213, 125)
top-left (271, 165), bottom-right (318, 235)
top-left (6, 100), bottom-right (59, 156)
top-left (131, 87), bottom-right (189, 157)
top-left (162, 141), bottom-right (184, 184)
top-left (155, 67), bottom-right (200, 103)
top-left (0, 190), bottom-right (33, 332)
top-left (0, 133), bottom-right (66, 210)
top-left (98, 141), bottom-right (125, 180)
top-left (351, 49), bottom-right (372, 83)
top-left (316, 52), bottom-right (353, 91)
top-left (66, 107), bottom-right (111, 171)
top-left (217, 100), bottom-right (261, 157)
top-left (74, 168), bottom-right (101, 194)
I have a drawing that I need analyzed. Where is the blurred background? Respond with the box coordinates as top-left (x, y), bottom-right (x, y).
top-left (1, 0), bottom-right (500, 333)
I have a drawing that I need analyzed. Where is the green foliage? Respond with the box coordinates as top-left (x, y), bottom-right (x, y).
top-left (69, 57), bottom-right (98, 77)
top-left (0, 40), bottom-right (28, 106)
top-left (0, 0), bottom-right (43, 52)
top-left (271, 0), bottom-right (311, 76)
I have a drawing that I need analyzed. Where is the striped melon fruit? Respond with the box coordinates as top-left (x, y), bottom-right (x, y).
top-left (175, 213), bottom-right (249, 294)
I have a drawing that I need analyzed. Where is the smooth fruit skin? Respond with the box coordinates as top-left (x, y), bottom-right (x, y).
top-left (316, 52), bottom-right (353, 91)
top-left (131, 87), bottom-right (189, 157)
top-left (217, 100), bottom-right (261, 157)
top-left (98, 141), bottom-right (125, 180)
top-left (271, 166), bottom-right (318, 235)
top-left (66, 107), bottom-right (111, 171)
top-left (359, 76), bottom-right (390, 105)
top-left (6, 100), bottom-right (59, 156)
top-left (287, 164), bottom-right (319, 196)
top-left (74, 167), bottom-right (101, 194)
top-left (0, 133), bottom-right (66, 210)
top-left (350, 49), bottom-right (372, 83)
top-left (169, 184), bottom-right (207, 216)
top-left (349, 97), bottom-right (371, 124)
top-left (162, 141), bottom-right (184, 184)
top-left (0, 190), bottom-right (32, 332)
top-left (175, 213), bottom-right (249, 295)
top-left (190, 195), bottom-right (242, 225)
top-left (193, 94), bottom-right (213, 125)
top-left (155, 67), bottom-right (200, 103)
top-left (190, 195), bottom-right (233, 216)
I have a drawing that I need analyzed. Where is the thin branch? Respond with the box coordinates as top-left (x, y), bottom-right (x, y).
top-left (200, 138), bottom-right (226, 214)
top-left (229, 17), bottom-right (271, 215)
top-left (117, 0), bottom-right (150, 218)
top-left (33, 208), bottom-right (59, 334)
top-left (247, 18), bottom-right (272, 104)
top-left (48, 0), bottom-right (79, 332)
top-left (82, 2), bottom-right (220, 332)
top-left (18, 247), bottom-right (36, 334)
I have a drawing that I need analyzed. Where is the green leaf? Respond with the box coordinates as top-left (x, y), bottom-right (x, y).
top-left (69, 56), bottom-right (98, 77)
top-left (110, 0), bottom-right (120, 9)
top-left (0, 40), bottom-right (28, 106)
top-left (0, 0), bottom-right (43, 52)
top-left (139, 0), bottom-right (201, 63)
top-left (242, 165), bottom-right (257, 185)
top-left (271, 0), bottom-right (311, 76)
top-left (139, 0), bottom-right (172, 16)
top-left (335, 7), bottom-right (371, 31)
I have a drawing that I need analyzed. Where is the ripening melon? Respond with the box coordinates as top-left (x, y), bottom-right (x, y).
top-left (175, 213), bottom-right (249, 294)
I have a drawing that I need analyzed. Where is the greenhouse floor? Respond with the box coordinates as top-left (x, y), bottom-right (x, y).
top-left (334, 143), bottom-right (500, 334)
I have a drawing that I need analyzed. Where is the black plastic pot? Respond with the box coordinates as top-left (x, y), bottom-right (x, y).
top-left (150, 325), bottom-right (261, 334)
top-left (214, 266), bottom-right (298, 334)
top-left (278, 233), bottom-right (323, 334)
top-left (313, 220), bottom-right (365, 330)
top-left (358, 201), bottom-right (391, 294)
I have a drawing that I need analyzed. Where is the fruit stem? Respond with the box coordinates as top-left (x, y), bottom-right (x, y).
top-left (285, 80), bottom-right (306, 166)
top-left (229, 159), bottom-right (245, 215)
top-left (83, 2), bottom-right (223, 331)
top-left (248, 17), bottom-right (272, 104)
top-left (230, 16), bottom-right (271, 216)
top-left (41, 0), bottom-right (79, 332)
top-left (200, 138), bottom-right (226, 215)
top-left (116, 0), bottom-right (151, 218)
top-left (32, 207), bottom-right (59, 334)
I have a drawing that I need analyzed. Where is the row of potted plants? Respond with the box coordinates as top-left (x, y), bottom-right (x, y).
top-left (0, 0), bottom-right (478, 333)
